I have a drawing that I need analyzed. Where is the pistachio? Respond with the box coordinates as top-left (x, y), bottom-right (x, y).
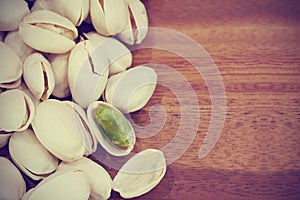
top-left (0, 131), bottom-right (12, 149)
top-left (19, 10), bottom-right (78, 53)
top-left (16, 83), bottom-right (41, 107)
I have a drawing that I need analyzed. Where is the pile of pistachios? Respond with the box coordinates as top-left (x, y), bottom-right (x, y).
top-left (0, 0), bottom-right (167, 199)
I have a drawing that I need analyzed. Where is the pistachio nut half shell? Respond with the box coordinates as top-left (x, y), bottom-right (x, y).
top-left (57, 157), bottom-right (112, 200)
top-left (118, 0), bottom-right (148, 45)
top-left (113, 149), bottom-right (166, 198)
top-left (105, 66), bottom-right (157, 113)
top-left (19, 10), bottom-right (78, 53)
top-left (0, 42), bottom-right (23, 89)
top-left (23, 52), bottom-right (55, 101)
top-left (68, 40), bottom-right (109, 108)
top-left (90, 0), bottom-right (129, 36)
top-left (0, 131), bottom-right (12, 149)
top-left (9, 129), bottom-right (59, 181)
top-left (0, 89), bottom-right (35, 132)
top-left (0, 157), bottom-right (26, 200)
top-left (87, 101), bottom-right (136, 156)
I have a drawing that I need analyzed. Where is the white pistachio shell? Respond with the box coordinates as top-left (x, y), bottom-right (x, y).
top-left (0, 89), bottom-right (35, 132)
top-left (57, 157), bottom-right (112, 200)
top-left (23, 53), bottom-right (55, 100)
top-left (32, 99), bottom-right (86, 162)
top-left (105, 66), bottom-right (157, 113)
top-left (87, 101), bottom-right (136, 156)
top-left (68, 40), bottom-right (109, 108)
top-left (0, 157), bottom-right (26, 200)
top-left (118, 0), bottom-right (148, 45)
top-left (84, 32), bottom-right (132, 75)
top-left (0, 132), bottom-right (12, 148)
top-left (4, 30), bottom-right (35, 62)
top-left (22, 170), bottom-right (90, 200)
top-left (9, 129), bottom-right (59, 181)
top-left (90, 0), bottom-right (129, 36)
top-left (17, 83), bottom-right (41, 107)
top-left (0, 42), bottom-right (23, 89)
top-left (19, 10), bottom-right (78, 53)
top-left (48, 53), bottom-right (71, 98)
top-left (113, 149), bottom-right (166, 198)
top-left (0, 0), bottom-right (30, 31)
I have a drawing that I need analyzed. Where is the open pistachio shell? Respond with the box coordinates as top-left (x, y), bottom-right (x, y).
top-left (113, 149), bottom-right (166, 198)
top-left (19, 10), bottom-right (78, 53)
top-left (87, 101), bottom-right (136, 156)
top-left (0, 157), bottom-right (26, 200)
top-left (9, 129), bottom-right (59, 181)
top-left (57, 157), bottom-right (112, 200)
top-left (0, 89), bottom-right (35, 132)
top-left (0, 132), bottom-right (12, 148)
top-left (23, 52), bottom-right (55, 101)
top-left (105, 66), bottom-right (157, 113)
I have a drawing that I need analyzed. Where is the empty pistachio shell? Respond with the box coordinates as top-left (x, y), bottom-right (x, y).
top-left (0, 89), bottom-right (35, 132)
top-left (0, 0), bottom-right (30, 31)
top-left (9, 129), bottom-right (59, 180)
top-left (0, 42), bottom-right (23, 89)
top-left (19, 10), bottom-right (78, 53)
top-left (113, 149), bottom-right (166, 198)
top-left (68, 40), bottom-right (109, 108)
top-left (105, 66), bottom-right (157, 113)
top-left (57, 157), bottom-right (112, 200)
top-left (0, 132), bottom-right (12, 148)
top-left (0, 157), bottom-right (26, 200)
top-left (118, 0), bottom-right (148, 45)
top-left (90, 0), bottom-right (129, 36)
top-left (87, 101), bottom-right (136, 156)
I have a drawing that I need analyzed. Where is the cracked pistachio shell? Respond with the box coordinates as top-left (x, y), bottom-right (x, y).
top-left (19, 10), bottom-right (78, 53)
top-left (113, 149), bottom-right (166, 198)
top-left (118, 0), bottom-right (148, 45)
top-left (90, 0), bottom-right (129, 36)
top-left (0, 42), bottom-right (23, 89)
top-left (0, 0), bottom-right (30, 31)
top-left (0, 89), bottom-right (35, 132)
top-left (57, 157), bottom-right (112, 200)
top-left (9, 129), bottom-right (59, 181)
top-left (105, 66), bottom-right (157, 113)
top-left (84, 32), bottom-right (132, 75)
top-left (0, 132), bottom-right (12, 148)
top-left (32, 99), bottom-right (86, 162)
top-left (23, 53), bottom-right (55, 101)
top-left (22, 170), bottom-right (90, 200)
top-left (68, 40), bottom-right (109, 108)
top-left (87, 101), bottom-right (136, 156)
top-left (0, 157), bottom-right (26, 200)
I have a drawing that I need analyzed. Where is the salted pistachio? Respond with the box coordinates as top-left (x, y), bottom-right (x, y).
top-left (19, 10), bottom-right (78, 53)
top-left (0, 89), bottom-right (35, 132)
top-left (57, 157), bottom-right (112, 200)
top-left (0, 42), bottom-right (22, 89)
top-left (87, 101), bottom-right (136, 156)
top-left (84, 32), bottom-right (132, 75)
top-left (0, 0), bottom-right (30, 31)
top-left (0, 157), bottom-right (26, 200)
top-left (113, 149), bottom-right (166, 198)
top-left (0, 131), bottom-right (12, 148)
top-left (22, 170), bottom-right (90, 200)
top-left (118, 0), bottom-right (148, 45)
top-left (17, 83), bottom-right (41, 107)
top-left (105, 66), bottom-right (157, 113)
top-left (4, 30), bottom-right (35, 62)
top-left (48, 52), bottom-right (71, 98)
top-left (23, 53), bottom-right (55, 101)
top-left (68, 40), bottom-right (109, 108)
top-left (90, 0), bottom-right (129, 36)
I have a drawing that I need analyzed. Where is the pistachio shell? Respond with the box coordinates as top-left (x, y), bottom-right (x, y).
top-left (0, 89), bottom-right (35, 132)
top-left (87, 101), bottom-right (136, 156)
top-left (57, 157), bottom-right (112, 200)
top-left (0, 132), bottom-right (12, 148)
top-left (0, 157), bottom-right (26, 200)
top-left (32, 99), bottom-right (86, 162)
top-left (23, 52), bottom-right (55, 100)
top-left (9, 129), bottom-right (59, 180)
top-left (105, 66), bottom-right (157, 113)
top-left (19, 10), bottom-right (78, 53)
top-left (17, 83), bottom-right (41, 107)
top-left (0, 78), bottom-right (22, 89)
top-left (113, 149), bottom-right (166, 198)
